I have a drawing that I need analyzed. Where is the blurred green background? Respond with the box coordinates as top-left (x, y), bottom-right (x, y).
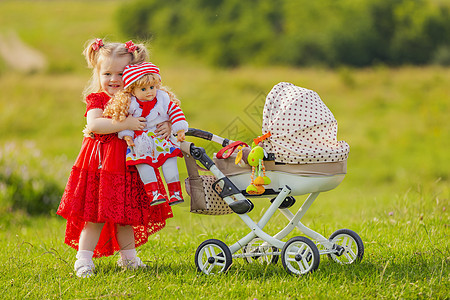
top-left (118, 0), bottom-right (450, 67)
top-left (0, 0), bottom-right (448, 218)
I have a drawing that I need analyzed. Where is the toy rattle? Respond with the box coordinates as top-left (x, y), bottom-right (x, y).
top-left (235, 132), bottom-right (271, 195)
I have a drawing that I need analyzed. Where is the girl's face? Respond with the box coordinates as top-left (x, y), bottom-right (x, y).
top-left (132, 84), bottom-right (157, 102)
top-left (98, 55), bottom-right (130, 96)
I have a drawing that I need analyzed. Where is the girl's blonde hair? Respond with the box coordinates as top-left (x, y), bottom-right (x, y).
top-left (82, 38), bottom-right (148, 100)
top-left (103, 73), bottom-right (180, 122)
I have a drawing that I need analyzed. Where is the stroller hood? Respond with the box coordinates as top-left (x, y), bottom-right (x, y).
top-left (262, 82), bottom-right (349, 164)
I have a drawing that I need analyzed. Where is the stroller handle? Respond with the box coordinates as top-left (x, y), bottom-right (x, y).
top-left (186, 128), bottom-right (231, 147)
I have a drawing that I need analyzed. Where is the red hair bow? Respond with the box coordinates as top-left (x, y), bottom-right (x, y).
top-left (125, 40), bottom-right (137, 53)
top-left (92, 38), bottom-right (103, 51)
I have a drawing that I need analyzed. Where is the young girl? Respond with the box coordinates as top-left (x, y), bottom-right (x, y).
top-left (103, 62), bottom-right (188, 206)
top-left (57, 39), bottom-right (173, 278)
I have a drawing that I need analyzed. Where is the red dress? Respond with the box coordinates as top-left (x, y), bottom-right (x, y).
top-left (57, 92), bottom-right (173, 257)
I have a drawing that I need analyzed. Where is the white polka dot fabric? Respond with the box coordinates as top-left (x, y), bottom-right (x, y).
top-left (261, 82), bottom-right (349, 164)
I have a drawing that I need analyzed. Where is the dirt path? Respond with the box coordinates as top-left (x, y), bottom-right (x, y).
top-left (0, 31), bottom-right (47, 73)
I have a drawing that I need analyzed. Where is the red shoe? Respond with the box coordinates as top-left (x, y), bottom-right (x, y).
top-left (150, 193), bottom-right (166, 206)
top-left (144, 182), bottom-right (166, 206)
top-left (169, 194), bottom-right (184, 206)
top-left (167, 181), bottom-right (184, 206)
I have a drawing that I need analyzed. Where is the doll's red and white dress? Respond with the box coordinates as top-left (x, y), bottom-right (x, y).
top-left (118, 90), bottom-right (188, 168)
top-left (57, 92), bottom-right (173, 257)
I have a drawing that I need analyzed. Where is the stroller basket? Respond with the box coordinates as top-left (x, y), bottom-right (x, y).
top-left (183, 142), bottom-right (233, 215)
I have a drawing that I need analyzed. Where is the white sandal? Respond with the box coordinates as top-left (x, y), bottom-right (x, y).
top-left (74, 259), bottom-right (95, 278)
top-left (117, 256), bottom-right (147, 269)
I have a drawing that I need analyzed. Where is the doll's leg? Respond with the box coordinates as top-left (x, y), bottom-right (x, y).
top-left (160, 157), bottom-right (179, 183)
top-left (136, 163), bottom-right (157, 184)
top-left (161, 157), bottom-right (184, 206)
top-left (74, 222), bottom-right (104, 278)
top-left (136, 163), bottom-right (166, 205)
top-left (116, 225), bottom-right (146, 269)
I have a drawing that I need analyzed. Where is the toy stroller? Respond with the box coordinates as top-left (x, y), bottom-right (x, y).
top-left (181, 82), bottom-right (364, 276)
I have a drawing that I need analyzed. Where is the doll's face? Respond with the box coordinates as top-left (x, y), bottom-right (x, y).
top-left (132, 84), bottom-right (157, 101)
top-left (98, 55), bottom-right (130, 96)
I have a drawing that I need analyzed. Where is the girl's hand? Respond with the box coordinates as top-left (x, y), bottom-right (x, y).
top-left (177, 130), bottom-right (186, 142)
top-left (125, 116), bottom-right (146, 131)
top-left (155, 121), bottom-right (172, 139)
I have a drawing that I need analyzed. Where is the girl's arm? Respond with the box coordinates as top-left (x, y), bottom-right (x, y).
top-left (86, 109), bottom-right (145, 134)
top-left (155, 121), bottom-right (172, 139)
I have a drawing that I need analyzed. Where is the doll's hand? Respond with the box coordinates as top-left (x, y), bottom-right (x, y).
top-left (177, 130), bottom-right (185, 142)
top-left (124, 136), bottom-right (135, 147)
top-left (155, 121), bottom-right (172, 140)
top-left (125, 116), bottom-right (146, 131)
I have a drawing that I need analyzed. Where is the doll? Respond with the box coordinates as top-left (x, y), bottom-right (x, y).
top-left (104, 62), bottom-right (188, 206)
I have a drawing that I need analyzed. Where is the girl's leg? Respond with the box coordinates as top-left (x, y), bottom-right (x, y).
top-left (116, 225), bottom-right (135, 250)
top-left (136, 163), bottom-right (166, 205)
top-left (161, 157), bottom-right (184, 206)
top-left (116, 225), bottom-right (146, 269)
top-left (74, 222), bottom-right (104, 278)
top-left (78, 222), bottom-right (105, 251)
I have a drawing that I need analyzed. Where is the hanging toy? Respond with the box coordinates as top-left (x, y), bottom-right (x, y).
top-left (234, 145), bottom-right (250, 167)
top-left (235, 132), bottom-right (271, 195)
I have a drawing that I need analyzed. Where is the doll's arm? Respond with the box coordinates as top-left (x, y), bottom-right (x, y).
top-left (123, 135), bottom-right (135, 147)
top-left (176, 130), bottom-right (185, 142)
top-left (118, 129), bottom-right (134, 140)
top-left (167, 102), bottom-right (188, 136)
top-left (86, 109), bottom-right (145, 134)
top-left (117, 99), bottom-right (141, 138)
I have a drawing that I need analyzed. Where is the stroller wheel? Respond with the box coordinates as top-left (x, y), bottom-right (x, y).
top-left (195, 239), bottom-right (232, 275)
top-left (243, 238), bottom-right (279, 265)
top-left (281, 236), bottom-right (320, 275)
top-left (328, 229), bottom-right (364, 264)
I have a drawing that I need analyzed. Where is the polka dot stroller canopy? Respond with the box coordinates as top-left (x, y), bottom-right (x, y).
top-left (261, 82), bottom-right (349, 164)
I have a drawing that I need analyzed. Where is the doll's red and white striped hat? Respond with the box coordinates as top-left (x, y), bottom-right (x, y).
top-left (122, 62), bottom-right (160, 89)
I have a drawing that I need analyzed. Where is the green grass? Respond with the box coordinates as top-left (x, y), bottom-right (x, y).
top-left (0, 0), bottom-right (449, 299)
top-left (0, 187), bottom-right (447, 298)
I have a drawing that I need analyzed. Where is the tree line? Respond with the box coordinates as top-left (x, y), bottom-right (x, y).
top-left (117, 0), bottom-right (450, 67)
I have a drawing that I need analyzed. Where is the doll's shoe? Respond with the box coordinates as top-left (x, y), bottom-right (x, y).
top-left (169, 194), bottom-right (184, 206)
top-left (167, 182), bottom-right (183, 206)
top-left (150, 193), bottom-right (166, 206)
top-left (117, 256), bottom-right (147, 270)
top-left (74, 259), bottom-right (95, 278)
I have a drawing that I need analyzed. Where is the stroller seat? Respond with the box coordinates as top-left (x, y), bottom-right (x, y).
top-left (214, 154), bottom-right (347, 195)
top-left (214, 154), bottom-right (347, 177)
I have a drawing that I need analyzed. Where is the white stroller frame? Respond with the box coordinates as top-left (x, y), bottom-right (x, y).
top-left (182, 129), bottom-right (364, 276)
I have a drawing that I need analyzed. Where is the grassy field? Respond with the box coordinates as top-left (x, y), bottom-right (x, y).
top-left (0, 1), bottom-right (449, 299)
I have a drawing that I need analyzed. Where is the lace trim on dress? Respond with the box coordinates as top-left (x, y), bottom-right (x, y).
top-left (57, 166), bottom-right (173, 257)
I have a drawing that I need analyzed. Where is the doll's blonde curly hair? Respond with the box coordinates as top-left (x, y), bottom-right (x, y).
top-left (103, 73), bottom-right (180, 122)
